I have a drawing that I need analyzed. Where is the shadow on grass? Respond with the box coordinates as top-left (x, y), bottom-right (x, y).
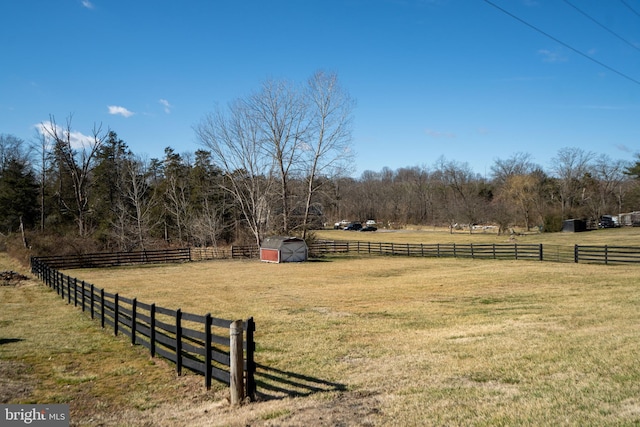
top-left (0, 338), bottom-right (24, 346)
top-left (255, 363), bottom-right (346, 400)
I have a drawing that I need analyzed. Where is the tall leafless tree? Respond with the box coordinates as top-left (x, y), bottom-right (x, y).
top-left (246, 78), bottom-right (306, 235)
top-left (301, 71), bottom-right (355, 239)
top-left (195, 100), bottom-right (276, 246)
top-left (41, 115), bottom-right (106, 237)
top-left (550, 147), bottom-right (594, 219)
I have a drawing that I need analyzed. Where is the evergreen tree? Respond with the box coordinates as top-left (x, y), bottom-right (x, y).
top-left (0, 158), bottom-right (39, 233)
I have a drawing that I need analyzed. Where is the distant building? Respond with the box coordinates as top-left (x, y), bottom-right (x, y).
top-left (562, 219), bottom-right (587, 233)
top-left (260, 236), bottom-right (308, 263)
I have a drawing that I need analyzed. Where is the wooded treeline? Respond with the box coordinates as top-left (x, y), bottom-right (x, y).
top-left (2, 73), bottom-right (640, 254)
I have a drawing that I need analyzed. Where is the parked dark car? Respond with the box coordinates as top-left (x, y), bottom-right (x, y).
top-left (343, 222), bottom-right (362, 231)
top-left (360, 226), bottom-right (377, 232)
top-left (598, 215), bottom-right (619, 228)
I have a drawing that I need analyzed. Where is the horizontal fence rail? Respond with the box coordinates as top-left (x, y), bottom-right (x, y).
top-left (231, 246), bottom-right (260, 259)
top-left (310, 241), bottom-right (543, 261)
top-left (30, 256), bottom-right (256, 402)
top-left (232, 241), bottom-right (640, 265)
top-left (35, 248), bottom-right (191, 270)
top-left (575, 245), bottom-right (640, 265)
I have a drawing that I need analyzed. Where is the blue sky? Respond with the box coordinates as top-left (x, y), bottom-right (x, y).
top-left (1, 0), bottom-right (639, 177)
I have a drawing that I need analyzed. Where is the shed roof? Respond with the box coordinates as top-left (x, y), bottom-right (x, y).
top-left (261, 236), bottom-right (307, 250)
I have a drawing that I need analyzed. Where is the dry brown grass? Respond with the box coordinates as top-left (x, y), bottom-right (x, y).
top-left (66, 255), bottom-right (640, 426)
top-left (315, 225), bottom-right (639, 246)
top-left (4, 227), bottom-right (640, 425)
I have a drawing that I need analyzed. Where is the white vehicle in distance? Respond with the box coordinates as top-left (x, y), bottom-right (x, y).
top-left (334, 219), bottom-right (351, 229)
top-left (365, 219), bottom-right (376, 226)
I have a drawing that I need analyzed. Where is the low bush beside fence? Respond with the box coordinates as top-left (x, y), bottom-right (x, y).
top-left (30, 256), bottom-right (256, 402)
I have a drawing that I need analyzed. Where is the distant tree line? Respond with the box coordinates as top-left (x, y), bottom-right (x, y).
top-left (2, 73), bottom-right (640, 254)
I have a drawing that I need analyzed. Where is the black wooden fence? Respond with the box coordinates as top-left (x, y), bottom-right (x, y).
top-left (34, 248), bottom-right (192, 270)
top-left (30, 256), bottom-right (256, 401)
top-left (574, 245), bottom-right (640, 264)
top-left (309, 241), bottom-right (544, 260)
top-left (231, 240), bottom-right (640, 265)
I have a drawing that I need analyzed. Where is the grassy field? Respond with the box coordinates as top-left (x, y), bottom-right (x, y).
top-left (3, 228), bottom-right (640, 425)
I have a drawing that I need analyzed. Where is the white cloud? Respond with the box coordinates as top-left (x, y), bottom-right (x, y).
top-left (425, 129), bottom-right (456, 138)
top-left (159, 99), bottom-right (172, 114)
top-left (34, 122), bottom-right (95, 150)
top-left (538, 49), bottom-right (567, 63)
top-left (108, 105), bottom-right (135, 117)
top-left (81, 0), bottom-right (94, 9)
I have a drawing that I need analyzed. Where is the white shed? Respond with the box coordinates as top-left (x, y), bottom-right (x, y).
top-left (260, 236), bottom-right (308, 263)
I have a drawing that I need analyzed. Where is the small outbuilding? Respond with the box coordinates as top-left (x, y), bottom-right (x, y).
top-left (562, 219), bottom-right (587, 232)
top-left (260, 236), bottom-right (308, 263)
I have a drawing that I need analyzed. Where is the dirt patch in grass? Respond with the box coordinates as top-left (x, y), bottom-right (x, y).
top-left (0, 360), bottom-right (33, 403)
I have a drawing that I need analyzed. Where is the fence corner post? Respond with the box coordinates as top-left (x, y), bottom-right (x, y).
top-left (230, 319), bottom-right (245, 405)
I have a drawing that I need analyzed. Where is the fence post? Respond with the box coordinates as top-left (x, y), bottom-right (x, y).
top-left (539, 244), bottom-right (543, 262)
top-left (81, 281), bottom-right (85, 312)
top-left (59, 273), bottom-right (63, 298)
top-left (230, 319), bottom-right (245, 405)
top-left (100, 289), bottom-right (105, 328)
top-left (574, 245), bottom-right (579, 263)
top-left (493, 243), bottom-right (496, 259)
top-left (515, 244), bottom-right (519, 260)
top-left (73, 278), bottom-right (78, 307)
top-left (471, 243), bottom-right (474, 259)
top-left (114, 293), bottom-right (119, 336)
top-left (131, 298), bottom-right (137, 345)
top-left (67, 275), bottom-right (71, 304)
top-left (150, 304), bottom-right (156, 358)
top-left (90, 284), bottom-right (95, 319)
top-left (205, 314), bottom-right (212, 390)
top-left (604, 245), bottom-right (608, 265)
top-left (176, 309), bottom-right (182, 376)
top-left (245, 317), bottom-right (256, 401)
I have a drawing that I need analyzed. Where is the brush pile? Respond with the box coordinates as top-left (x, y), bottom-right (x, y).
top-left (0, 271), bottom-right (28, 286)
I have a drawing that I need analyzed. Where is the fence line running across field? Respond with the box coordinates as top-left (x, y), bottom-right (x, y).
top-left (30, 256), bottom-right (256, 403)
top-left (229, 240), bottom-right (640, 265)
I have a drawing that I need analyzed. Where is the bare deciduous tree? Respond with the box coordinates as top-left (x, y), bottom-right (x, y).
top-left (41, 115), bottom-right (106, 236)
top-left (246, 78), bottom-right (306, 235)
top-left (195, 100), bottom-right (276, 246)
top-left (550, 147), bottom-right (594, 219)
top-left (301, 71), bottom-right (355, 239)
